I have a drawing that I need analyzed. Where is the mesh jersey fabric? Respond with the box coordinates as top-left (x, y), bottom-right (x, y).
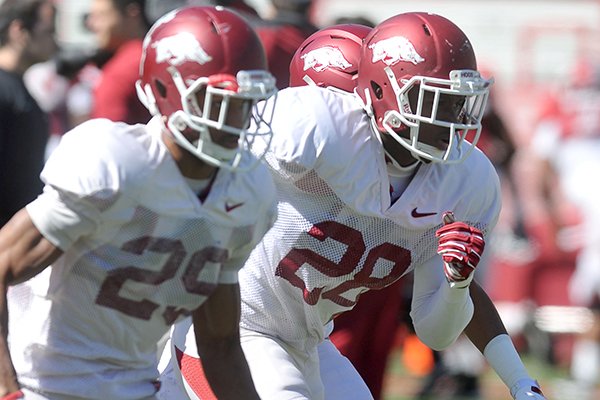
top-left (8, 117), bottom-right (276, 399)
top-left (238, 86), bottom-right (501, 350)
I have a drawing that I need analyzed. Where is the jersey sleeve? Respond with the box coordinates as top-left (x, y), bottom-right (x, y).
top-left (260, 88), bottom-right (320, 177)
top-left (26, 119), bottom-right (142, 249)
top-left (26, 186), bottom-right (99, 250)
top-left (258, 87), bottom-right (356, 184)
top-left (410, 254), bottom-right (474, 350)
top-left (446, 148), bottom-right (502, 237)
top-left (472, 157), bottom-right (502, 236)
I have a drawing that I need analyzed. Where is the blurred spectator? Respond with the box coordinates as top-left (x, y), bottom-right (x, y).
top-left (334, 15), bottom-right (375, 28)
top-left (529, 59), bottom-right (600, 399)
top-left (144, 0), bottom-right (311, 89)
top-left (86, 0), bottom-right (151, 125)
top-left (57, 48), bottom-right (110, 129)
top-left (215, 0), bottom-right (259, 16)
top-left (23, 49), bottom-right (111, 158)
top-left (253, 0), bottom-right (317, 88)
top-left (478, 72), bottom-right (530, 242)
top-left (0, 0), bottom-right (57, 227)
top-left (144, 0), bottom-right (259, 23)
top-left (23, 59), bottom-right (70, 159)
top-left (268, 0), bottom-right (317, 37)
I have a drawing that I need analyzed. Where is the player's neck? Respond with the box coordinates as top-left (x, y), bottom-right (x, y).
top-left (162, 130), bottom-right (218, 180)
top-left (381, 133), bottom-right (419, 167)
top-left (177, 155), bottom-right (217, 180)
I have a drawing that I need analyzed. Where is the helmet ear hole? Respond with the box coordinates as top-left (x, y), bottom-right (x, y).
top-left (371, 81), bottom-right (383, 99)
top-left (154, 79), bottom-right (167, 99)
top-left (422, 24), bottom-right (432, 36)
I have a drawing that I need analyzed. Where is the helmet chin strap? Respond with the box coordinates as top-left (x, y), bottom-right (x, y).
top-left (356, 85), bottom-right (422, 172)
top-left (303, 75), bottom-right (317, 86)
top-left (368, 113), bottom-right (421, 173)
top-left (404, 140), bottom-right (448, 161)
top-left (385, 150), bottom-right (419, 176)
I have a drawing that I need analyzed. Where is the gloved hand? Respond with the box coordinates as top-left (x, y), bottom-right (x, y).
top-left (0, 390), bottom-right (24, 400)
top-left (435, 211), bottom-right (485, 288)
top-left (511, 379), bottom-right (547, 399)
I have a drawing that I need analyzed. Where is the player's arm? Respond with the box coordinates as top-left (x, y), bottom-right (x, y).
top-left (410, 212), bottom-right (486, 350)
top-left (435, 213), bottom-right (547, 398)
top-left (466, 282), bottom-right (547, 399)
top-left (410, 253), bottom-right (474, 351)
top-left (465, 281), bottom-right (506, 351)
top-left (0, 209), bottom-right (63, 397)
top-left (191, 283), bottom-right (259, 400)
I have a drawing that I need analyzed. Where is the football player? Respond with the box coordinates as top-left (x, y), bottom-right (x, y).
top-left (164, 12), bottom-right (547, 400)
top-left (290, 20), bottom-right (547, 400)
top-left (288, 23), bottom-right (411, 400)
top-left (0, 6), bottom-right (277, 400)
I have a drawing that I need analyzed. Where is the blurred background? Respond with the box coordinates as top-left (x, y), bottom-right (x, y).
top-left (6, 0), bottom-right (600, 398)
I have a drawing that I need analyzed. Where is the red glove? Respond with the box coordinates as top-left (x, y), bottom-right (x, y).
top-left (1, 390), bottom-right (24, 400)
top-left (435, 211), bottom-right (485, 286)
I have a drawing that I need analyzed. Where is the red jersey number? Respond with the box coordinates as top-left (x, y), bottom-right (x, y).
top-left (276, 221), bottom-right (411, 306)
top-left (95, 236), bottom-right (228, 324)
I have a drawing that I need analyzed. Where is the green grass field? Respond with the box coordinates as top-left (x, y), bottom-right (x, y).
top-left (381, 347), bottom-right (599, 399)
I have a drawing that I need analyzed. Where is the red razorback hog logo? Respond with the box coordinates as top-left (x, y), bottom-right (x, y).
top-left (301, 46), bottom-right (353, 72)
top-left (369, 36), bottom-right (425, 66)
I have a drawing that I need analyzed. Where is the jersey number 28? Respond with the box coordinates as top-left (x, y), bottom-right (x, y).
top-left (276, 221), bottom-right (411, 306)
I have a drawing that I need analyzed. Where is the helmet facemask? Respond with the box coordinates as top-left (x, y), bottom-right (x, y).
top-left (381, 69), bottom-right (492, 164)
top-left (135, 6), bottom-right (278, 172)
top-left (140, 68), bottom-right (277, 172)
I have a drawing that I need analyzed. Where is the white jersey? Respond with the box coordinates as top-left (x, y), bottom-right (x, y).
top-left (8, 117), bottom-right (276, 399)
top-left (239, 86), bottom-right (501, 350)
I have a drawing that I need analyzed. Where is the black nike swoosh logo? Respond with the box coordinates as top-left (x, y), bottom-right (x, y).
top-left (411, 207), bottom-right (437, 218)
